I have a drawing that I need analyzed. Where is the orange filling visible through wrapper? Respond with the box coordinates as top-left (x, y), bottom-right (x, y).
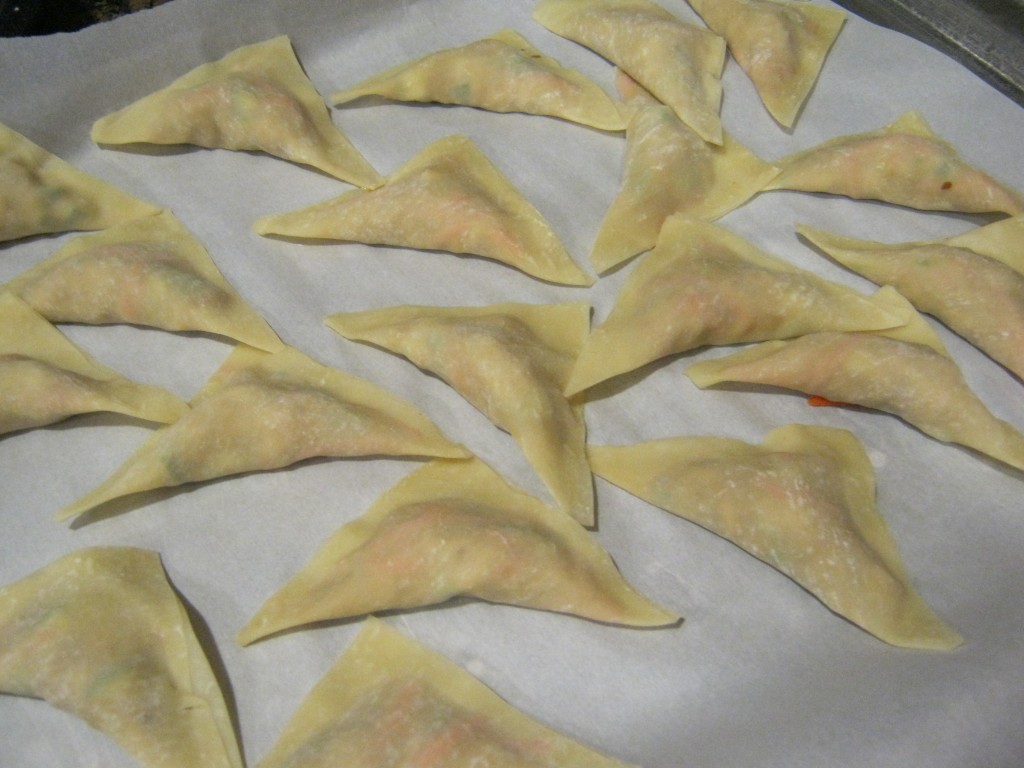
top-left (238, 457), bottom-right (677, 644)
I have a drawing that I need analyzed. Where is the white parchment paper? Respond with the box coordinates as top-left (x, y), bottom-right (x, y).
top-left (2, 1), bottom-right (1023, 766)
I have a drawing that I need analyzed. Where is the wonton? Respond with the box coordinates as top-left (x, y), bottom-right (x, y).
top-left (685, 298), bottom-right (1024, 472)
top-left (58, 344), bottom-right (468, 521)
top-left (799, 222), bottom-right (1024, 381)
top-left (238, 457), bottom-right (677, 644)
top-left (326, 301), bottom-right (594, 524)
top-left (0, 292), bottom-right (188, 435)
top-left (534, 0), bottom-right (727, 144)
top-left (91, 36), bottom-right (382, 188)
top-left (686, 0), bottom-right (846, 127)
top-left (589, 425), bottom-right (963, 649)
top-left (5, 210), bottom-right (283, 352)
top-left (255, 134), bottom-right (592, 286)
top-left (591, 72), bottom-right (778, 272)
top-left (766, 111), bottom-right (1024, 215)
top-left (1, 121), bottom-right (159, 243)
top-left (254, 617), bottom-right (640, 768)
top-left (332, 28), bottom-right (626, 130)
top-left (0, 547), bottom-right (243, 768)
top-left (566, 216), bottom-right (904, 395)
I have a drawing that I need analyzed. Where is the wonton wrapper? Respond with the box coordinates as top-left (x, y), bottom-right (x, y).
top-left (766, 111), bottom-right (1024, 215)
top-left (589, 425), bottom-right (962, 649)
top-left (255, 617), bottom-right (640, 768)
top-left (238, 457), bottom-right (677, 643)
top-left (326, 301), bottom-right (594, 524)
top-left (566, 216), bottom-right (905, 396)
top-left (5, 210), bottom-right (283, 352)
top-left (0, 547), bottom-right (243, 768)
top-left (533, 0), bottom-right (727, 144)
top-left (58, 344), bottom-right (468, 521)
top-left (255, 134), bottom-right (592, 286)
top-left (686, 0), bottom-right (846, 128)
top-left (685, 299), bottom-right (1024, 472)
top-left (0, 122), bottom-right (160, 243)
top-left (799, 222), bottom-right (1024, 380)
top-left (0, 293), bottom-right (188, 435)
top-left (91, 36), bottom-right (382, 188)
top-left (591, 74), bottom-right (778, 272)
top-left (332, 28), bottom-right (627, 131)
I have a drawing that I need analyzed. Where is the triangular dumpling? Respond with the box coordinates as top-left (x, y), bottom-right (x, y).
top-left (685, 299), bottom-right (1024, 472)
top-left (534, 0), bottom-right (727, 144)
top-left (238, 457), bottom-right (677, 644)
top-left (254, 617), bottom-right (641, 768)
top-left (255, 134), bottom-right (592, 285)
top-left (5, 210), bottom-right (283, 351)
top-left (58, 344), bottom-right (469, 521)
top-left (766, 111), bottom-right (1024, 215)
top-left (566, 216), bottom-right (905, 396)
top-left (326, 301), bottom-right (594, 524)
top-left (91, 36), bottom-right (382, 188)
top-left (0, 547), bottom-right (243, 768)
top-left (799, 222), bottom-right (1024, 380)
top-left (0, 292), bottom-right (188, 435)
top-left (589, 425), bottom-right (962, 650)
top-left (686, 0), bottom-right (846, 128)
top-left (591, 72), bottom-right (778, 272)
top-left (332, 28), bottom-right (627, 130)
top-left (0, 121), bottom-right (160, 243)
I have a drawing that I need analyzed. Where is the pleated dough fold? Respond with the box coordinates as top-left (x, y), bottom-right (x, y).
top-left (253, 617), bottom-right (640, 768)
top-left (534, 0), bottom-right (726, 144)
top-left (0, 293), bottom-right (188, 435)
top-left (58, 344), bottom-right (468, 521)
top-left (255, 134), bottom-right (592, 285)
top-left (589, 425), bottom-right (962, 650)
top-left (1, 122), bottom-right (160, 243)
top-left (238, 457), bottom-right (677, 644)
top-left (686, 295), bottom-right (1024, 472)
top-left (766, 111), bottom-right (1024, 215)
top-left (5, 210), bottom-right (283, 352)
top-left (566, 216), bottom-right (905, 395)
top-left (326, 301), bottom-right (594, 524)
top-left (0, 547), bottom-right (243, 768)
top-left (91, 36), bottom-right (382, 188)
top-left (799, 221), bottom-right (1024, 381)
top-left (686, 0), bottom-right (846, 127)
top-left (332, 28), bottom-right (627, 130)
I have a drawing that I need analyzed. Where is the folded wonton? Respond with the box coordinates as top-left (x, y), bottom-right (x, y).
top-left (534, 0), bottom-right (727, 144)
top-left (766, 111), bottom-right (1024, 215)
top-left (332, 28), bottom-right (627, 131)
top-left (685, 294), bottom-right (1024, 472)
top-left (1, 121), bottom-right (160, 243)
top-left (58, 344), bottom-right (468, 521)
top-left (0, 547), bottom-right (243, 768)
top-left (254, 617), bottom-right (640, 768)
top-left (591, 73), bottom-right (778, 272)
top-left (326, 301), bottom-right (594, 524)
top-left (91, 36), bottom-right (382, 188)
top-left (686, 0), bottom-right (846, 128)
top-left (0, 292), bottom-right (188, 435)
top-left (5, 210), bottom-right (283, 351)
top-left (566, 216), bottom-right (905, 395)
top-left (799, 221), bottom-right (1024, 380)
top-left (589, 425), bottom-right (963, 649)
top-left (238, 457), bottom-right (677, 643)
top-left (255, 134), bottom-right (592, 285)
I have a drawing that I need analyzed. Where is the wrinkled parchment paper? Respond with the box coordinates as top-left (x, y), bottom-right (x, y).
top-left (2, 1), bottom-right (1023, 766)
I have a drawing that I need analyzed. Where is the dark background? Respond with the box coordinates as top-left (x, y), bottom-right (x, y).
top-left (0, 0), bottom-right (171, 36)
